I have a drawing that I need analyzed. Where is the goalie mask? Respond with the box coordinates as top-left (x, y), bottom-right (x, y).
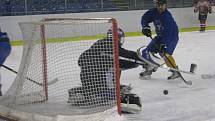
top-left (107, 28), bottom-right (125, 46)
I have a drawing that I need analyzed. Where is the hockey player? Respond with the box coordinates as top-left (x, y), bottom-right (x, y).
top-left (194, 0), bottom-right (212, 32)
top-left (140, 0), bottom-right (180, 80)
top-left (0, 29), bottom-right (11, 96)
top-left (68, 28), bottom-right (142, 112)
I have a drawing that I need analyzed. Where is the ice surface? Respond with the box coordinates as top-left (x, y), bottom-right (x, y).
top-left (2, 31), bottom-right (215, 121)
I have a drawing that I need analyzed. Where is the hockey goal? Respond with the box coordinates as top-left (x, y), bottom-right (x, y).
top-left (0, 18), bottom-right (121, 121)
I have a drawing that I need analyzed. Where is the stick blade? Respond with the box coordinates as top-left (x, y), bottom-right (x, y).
top-left (185, 81), bottom-right (192, 85)
top-left (47, 78), bottom-right (59, 86)
top-left (190, 63), bottom-right (197, 73)
top-left (201, 74), bottom-right (215, 79)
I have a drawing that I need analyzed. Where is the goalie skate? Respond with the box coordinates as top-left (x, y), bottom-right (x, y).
top-left (68, 86), bottom-right (115, 108)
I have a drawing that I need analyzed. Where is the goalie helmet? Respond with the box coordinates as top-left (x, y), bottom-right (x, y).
top-left (107, 28), bottom-right (125, 46)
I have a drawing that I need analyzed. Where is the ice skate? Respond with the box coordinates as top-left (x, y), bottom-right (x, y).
top-left (199, 27), bottom-right (205, 32)
top-left (139, 61), bottom-right (156, 80)
top-left (167, 70), bottom-right (180, 80)
top-left (139, 70), bottom-right (152, 80)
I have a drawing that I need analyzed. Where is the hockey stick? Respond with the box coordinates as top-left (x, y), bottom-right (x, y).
top-left (150, 36), bottom-right (193, 85)
top-left (136, 49), bottom-right (195, 75)
top-left (150, 36), bottom-right (196, 73)
top-left (138, 36), bottom-right (193, 85)
top-left (201, 74), bottom-right (215, 79)
top-left (1, 64), bottom-right (58, 86)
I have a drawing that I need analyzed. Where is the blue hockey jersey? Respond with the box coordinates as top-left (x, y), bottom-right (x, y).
top-left (0, 32), bottom-right (11, 65)
top-left (141, 8), bottom-right (179, 55)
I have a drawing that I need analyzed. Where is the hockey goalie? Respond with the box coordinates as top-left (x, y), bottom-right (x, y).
top-left (67, 28), bottom-right (143, 113)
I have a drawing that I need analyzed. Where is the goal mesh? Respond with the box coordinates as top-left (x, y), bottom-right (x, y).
top-left (0, 18), bottom-right (121, 121)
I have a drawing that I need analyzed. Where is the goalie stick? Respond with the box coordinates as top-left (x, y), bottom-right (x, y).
top-left (101, 48), bottom-right (194, 85)
top-left (120, 56), bottom-right (195, 75)
top-left (1, 64), bottom-right (58, 86)
top-left (136, 44), bottom-right (196, 75)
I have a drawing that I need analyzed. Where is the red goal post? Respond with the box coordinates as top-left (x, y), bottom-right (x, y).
top-left (0, 18), bottom-right (121, 121)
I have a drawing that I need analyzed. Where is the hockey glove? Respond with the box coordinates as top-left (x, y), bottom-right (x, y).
top-left (194, 9), bottom-right (197, 13)
top-left (209, 10), bottom-right (212, 14)
top-left (159, 44), bottom-right (167, 53)
top-left (142, 26), bottom-right (151, 37)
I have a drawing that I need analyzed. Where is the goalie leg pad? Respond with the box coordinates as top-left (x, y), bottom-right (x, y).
top-left (120, 84), bottom-right (132, 94)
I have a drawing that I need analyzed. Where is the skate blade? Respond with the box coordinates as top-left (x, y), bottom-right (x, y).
top-left (139, 75), bottom-right (151, 80)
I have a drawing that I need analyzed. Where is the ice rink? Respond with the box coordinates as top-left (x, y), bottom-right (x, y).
top-left (1, 30), bottom-right (215, 121)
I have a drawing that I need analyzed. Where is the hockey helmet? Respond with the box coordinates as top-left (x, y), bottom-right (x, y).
top-left (156, 0), bottom-right (167, 4)
top-left (107, 28), bottom-right (125, 46)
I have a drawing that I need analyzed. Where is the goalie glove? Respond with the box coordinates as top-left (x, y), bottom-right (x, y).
top-left (142, 26), bottom-right (151, 37)
top-left (121, 93), bottom-right (142, 114)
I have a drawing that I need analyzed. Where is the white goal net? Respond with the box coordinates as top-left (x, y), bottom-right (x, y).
top-left (0, 18), bottom-right (121, 121)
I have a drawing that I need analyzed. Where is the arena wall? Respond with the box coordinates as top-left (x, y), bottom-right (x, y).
top-left (0, 7), bottom-right (215, 41)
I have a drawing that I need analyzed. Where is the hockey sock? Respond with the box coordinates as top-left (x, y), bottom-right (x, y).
top-left (163, 54), bottom-right (177, 68)
top-left (200, 21), bottom-right (206, 31)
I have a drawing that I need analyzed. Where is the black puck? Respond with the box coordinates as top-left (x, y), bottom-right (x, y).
top-left (163, 90), bottom-right (168, 95)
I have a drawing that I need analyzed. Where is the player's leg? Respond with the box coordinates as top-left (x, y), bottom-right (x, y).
top-left (68, 69), bottom-right (93, 106)
top-left (139, 38), bottom-right (160, 79)
top-left (139, 65), bottom-right (154, 80)
top-left (161, 38), bottom-right (180, 80)
top-left (68, 69), bottom-right (115, 107)
top-left (162, 53), bottom-right (180, 79)
top-left (199, 14), bottom-right (207, 32)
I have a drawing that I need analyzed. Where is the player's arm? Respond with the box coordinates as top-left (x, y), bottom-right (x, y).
top-left (78, 40), bottom-right (101, 67)
top-left (194, 1), bottom-right (199, 13)
top-left (141, 9), bottom-right (153, 37)
top-left (208, 1), bottom-right (212, 13)
top-left (0, 32), bottom-right (10, 42)
top-left (119, 47), bottom-right (144, 70)
top-left (161, 12), bottom-right (178, 49)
